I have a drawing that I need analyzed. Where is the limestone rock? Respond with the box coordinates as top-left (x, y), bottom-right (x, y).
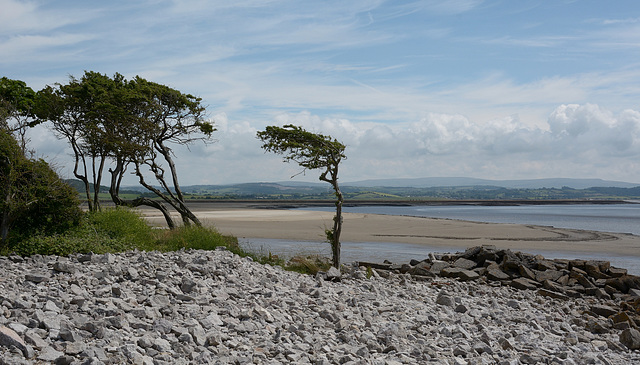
top-left (620, 328), bottom-right (640, 350)
top-left (510, 278), bottom-right (540, 290)
top-left (590, 304), bottom-right (617, 318)
top-left (0, 247), bottom-right (638, 364)
top-left (440, 267), bottom-right (465, 278)
top-left (429, 260), bottom-right (450, 275)
top-left (537, 288), bottom-right (569, 301)
top-left (458, 269), bottom-right (480, 281)
top-left (326, 266), bottom-right (342, 282)
top-left (453, 258), bottom-right (476, 270)
top-left (436, 292), bottom-right (455, 307)
top-left (0, 326), bottom-right (29, 357)
top-left (486, 268), bottom-right (510, 281)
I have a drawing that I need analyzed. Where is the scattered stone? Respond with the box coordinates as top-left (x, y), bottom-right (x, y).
top-left (37, 346), bottom-right (64, 362)
top-left (326, 266), bottom-right (342, 282)
top-left (24, 273), bottom-right (49, 283)
top-left (458, 269), bottom-right (480, 281)
top-left (441, 267), bottom-right (465, 278)
top-left (455, 304), bottom-right (468, 313)
top-left (436, 292), bottom-right (455, 307)
top-left (608, 267), bottom-right (628, 278)
top-left (486, 268), bottom-right (510, 281)
top-left (510, 278), bottom-right (539, 291)
top-left (0, 326), bottom-right (29, 356)
top-left (52, 261), bottom-right (76, 274)
top-left (453, 258), bottom-right (476, 270)
top-left (537, 288), bottom-right (569, 301)
top-left (590, 304), bottom-right (617, 318)
top-left (620, 328), bottom-right (640, 350)
top-left (0, 247), bottom-right (638, 364)
top-left (429, 260), bottom-right (450, 275)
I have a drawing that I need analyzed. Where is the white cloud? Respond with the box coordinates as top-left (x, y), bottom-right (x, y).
top-left (27, 102), bottom-right (640, 185)
top-left (4, 1), bottom-right (640, 185)
top-left (0, 34), bottom-right (92, 64)
top-left (0, 0), bottom-right (95, 35)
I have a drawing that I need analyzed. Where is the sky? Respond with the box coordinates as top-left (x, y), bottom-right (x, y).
top-left (2, 0), bottom-right (640, 185)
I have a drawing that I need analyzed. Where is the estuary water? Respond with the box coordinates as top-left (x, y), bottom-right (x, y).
top-left (300, 203), bottom-right (640, 236)
top-left (239, 203), bottom-right (640, 275)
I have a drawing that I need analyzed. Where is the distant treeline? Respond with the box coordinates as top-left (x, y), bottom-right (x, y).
top-left (65, 179), bottom-right (640, 201)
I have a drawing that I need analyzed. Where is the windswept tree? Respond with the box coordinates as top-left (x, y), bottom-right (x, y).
top-left (121, 77), bottom-right (215, 227)
top-left (257, 124), bottom-right (346, 268)
top-left (37, 71), bottom-right (214, 228)
top-left (36, 72), bottom-right (120, 212)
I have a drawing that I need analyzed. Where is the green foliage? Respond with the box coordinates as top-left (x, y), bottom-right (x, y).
top-left (3, 207), bottom-right (237, 257)
top-left (0, 77), bottom-right (37, 127)
top-left (366, 266), bottom-right (374, 279)
top-left (285, 255), bottom-right (333, 275)
top-left (257, 124), bottom-right (345, 173)
top-left (257, 124), bottom-right (347, 268)
top-left (152, 225), bottom-right (236, 252)
top-left (1, 130), bottom-right (82, 245)
top-left (5, 208), bottom-right (143, 256)
top-left (1, 206), bottom-right (342, 278)
top-left (36, 71), bottom-right (214, 226)
top-left (85, 208), bottom-right (155, 247)
top-left (8, 231), bottom-right (133, 257)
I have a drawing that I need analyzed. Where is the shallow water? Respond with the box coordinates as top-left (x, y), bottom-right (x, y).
top-left (240, 237), bottom-right (640, 276)
top-left (299, 203), bottom-right (640, 235)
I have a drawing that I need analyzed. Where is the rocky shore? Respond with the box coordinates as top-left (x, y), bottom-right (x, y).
top-left (1, 248), bottom-right (640, 364)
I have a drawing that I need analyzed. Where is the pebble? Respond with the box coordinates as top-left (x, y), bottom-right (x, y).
top-left (0, 249), bottom-right (638, 364)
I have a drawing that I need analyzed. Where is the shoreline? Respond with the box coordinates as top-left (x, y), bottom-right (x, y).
top-left (138, 202), bottom-right (640, 259)
top-left (182, 198), bottom-right (636, 209)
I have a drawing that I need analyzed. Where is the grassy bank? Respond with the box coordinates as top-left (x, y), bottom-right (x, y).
top-left (1, 207), bottom-right (331, 275)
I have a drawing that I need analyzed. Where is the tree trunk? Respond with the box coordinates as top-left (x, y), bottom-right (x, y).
top-left (154, 141), bottom-right (202, 227)
top-left (331, 181), bottom-right (343, 268)
top-left (137, 142), bottom-right (201, 227)
top-left (92, 155), bottom-right (106, 212)
top-left (109, 157), bottom-right (176, 229)
top-left (71, 142), bottom-right (93, 212)
top-left (322, 164), bottom-right (343, 268)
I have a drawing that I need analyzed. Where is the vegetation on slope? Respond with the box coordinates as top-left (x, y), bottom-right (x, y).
top-left (1, 207), bottom-right (329, 275)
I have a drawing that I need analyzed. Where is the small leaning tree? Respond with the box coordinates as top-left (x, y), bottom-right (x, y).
top-left (257, 124), bottom-right (346, 268)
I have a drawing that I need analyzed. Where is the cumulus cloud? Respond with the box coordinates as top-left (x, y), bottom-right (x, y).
top-left (27, 103), bottom-right (640, 185)
top-left (6, 1), bottom-right (640, 185)
top-left (203, 104), bottom-right (640, 184)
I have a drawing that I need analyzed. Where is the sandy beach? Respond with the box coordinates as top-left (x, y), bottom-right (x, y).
top-left (139, 203), bottom-right (640, 258)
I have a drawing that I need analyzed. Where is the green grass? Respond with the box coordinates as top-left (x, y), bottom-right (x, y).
top-left (284, 255), bottom-right (333, 275)
top-left (150, 225), bottom-right (238, 252)
top-left (2, 207), bottom-right (236, 257)
top-left (2, 206), bottom-right (329, 275)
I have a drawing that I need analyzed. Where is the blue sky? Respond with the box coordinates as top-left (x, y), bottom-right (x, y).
top-left (2, 0), bottom-right (640, 185)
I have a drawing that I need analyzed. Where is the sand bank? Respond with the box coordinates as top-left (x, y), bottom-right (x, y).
top-left (139, 206), bottom-right (640, 258)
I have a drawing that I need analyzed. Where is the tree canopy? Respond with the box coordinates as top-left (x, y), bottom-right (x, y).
top-left (37, 71), bottom-right (215, 228)
top-left (257, 124), bottom-right (346, 267)
top-left (0, 77), bottom-right (38, 152)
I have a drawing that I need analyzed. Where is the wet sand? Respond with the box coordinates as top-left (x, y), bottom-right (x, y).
top-left (139, 204), bottom-right (640, 258)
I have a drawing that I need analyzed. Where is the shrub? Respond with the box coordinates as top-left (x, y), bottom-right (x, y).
top-left (1, 130), bottom-right (82, 246)
top-left (285, 255), bottom-right (333, 275)
top-left (9, 232), bottom-right (132, 257)
top-left (2, 205), bottom-right (332, 278)
top-left (85, 207), bottom-right (155, 248)
top-left (153, 225), bottom-right (237, 252)
top-left (2, 207), bottom-right (243, 258)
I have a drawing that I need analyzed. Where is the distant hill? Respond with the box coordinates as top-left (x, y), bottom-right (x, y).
top-left (341, 177), bottom-right (639, 189)
top-left (65, 177), bottom-right (640, 201)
